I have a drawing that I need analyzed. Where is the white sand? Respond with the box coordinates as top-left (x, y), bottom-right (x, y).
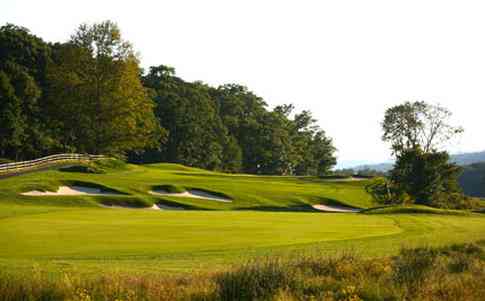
top-left (21, 186), bottom-right (122, 196)
top-left (100, 203), bottom-right (161, 210)
top-left (312, 204), bottom-right (361, 213)
top-left (150, 189), bottom-right (232, 202)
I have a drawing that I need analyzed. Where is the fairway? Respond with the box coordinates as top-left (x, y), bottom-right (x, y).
top-left (1, 163), bottom-right (485, 274)
top-left (0, 208), bottom-right (401, 259)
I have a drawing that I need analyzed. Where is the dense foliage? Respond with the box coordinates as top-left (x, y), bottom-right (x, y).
top-left (0, 22), bottom-right (336, 175)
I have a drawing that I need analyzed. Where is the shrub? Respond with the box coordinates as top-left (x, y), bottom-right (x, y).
top-left (430, 192), bottom-right (481, 210)
top-left (392, 247), bottom-right (438, 291)
top-left (365, 177), bottom-right (411, 205)
top-left (215, 258), bottom-right (294, 301)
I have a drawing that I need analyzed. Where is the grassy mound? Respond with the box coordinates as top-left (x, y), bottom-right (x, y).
top-left (59, 158), bottom-right (128, 174)
top-left (19, 181), bottom-right (60, 193)
top-left (152, 184), bottom-right (186, 193)
top-left (91, 158), bottom-right (127, 171)
top-left (61, 180), bottom-right (128, 195)
top-left (97, 196), bottom-right (152, 208)
top-left (187, 187), bottom-right (233, 200)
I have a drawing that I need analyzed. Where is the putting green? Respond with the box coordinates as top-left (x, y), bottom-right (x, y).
top-left (0, 208), bottom-right (400, 259)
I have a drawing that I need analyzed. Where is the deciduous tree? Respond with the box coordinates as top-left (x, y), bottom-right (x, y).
top-left (47, 21), bottom-right (160, 155)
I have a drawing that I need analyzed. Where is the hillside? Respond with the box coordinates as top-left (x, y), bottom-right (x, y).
top-left (0, 161), bottom-right (375, 211)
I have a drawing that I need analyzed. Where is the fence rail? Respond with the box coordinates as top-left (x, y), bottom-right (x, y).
top-left (0, 153), bottom-right (104, 175)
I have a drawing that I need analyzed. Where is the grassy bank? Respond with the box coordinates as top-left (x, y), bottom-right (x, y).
top-left (0, 161), bottom-right (374, 210)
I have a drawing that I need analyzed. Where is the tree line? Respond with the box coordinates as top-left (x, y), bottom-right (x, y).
top-left (0, 21), bottom-right (336, 175)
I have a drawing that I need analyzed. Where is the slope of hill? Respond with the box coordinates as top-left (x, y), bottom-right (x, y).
top-left (0, 161), bottom-right (375, 211)
top-left (451, 150), bottom-right (485, 165)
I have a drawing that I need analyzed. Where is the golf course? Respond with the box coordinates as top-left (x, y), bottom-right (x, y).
top-left (1, 159), bottom-right (484, 276)
top-left (3, 5), bottom-right (485, 298)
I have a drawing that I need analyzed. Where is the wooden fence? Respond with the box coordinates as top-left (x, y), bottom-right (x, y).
top-left (0, 153), bottom-right (104, 175)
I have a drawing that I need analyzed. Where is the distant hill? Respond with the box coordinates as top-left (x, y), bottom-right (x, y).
top-left (351, 150), bottom-right (485, 172)
top-left (459, 162), bottom-right (485, 198)
top-left (353, 162), bottom-right (393, 173)
top-left (450, 151), bottom-right (485, 166)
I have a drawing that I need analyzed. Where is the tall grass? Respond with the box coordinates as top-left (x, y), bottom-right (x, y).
top-left (1, 241), bottom-right (485, 300)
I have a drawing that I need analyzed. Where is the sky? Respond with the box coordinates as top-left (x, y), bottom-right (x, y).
top-left (3, 0), bottom-right (485, 168)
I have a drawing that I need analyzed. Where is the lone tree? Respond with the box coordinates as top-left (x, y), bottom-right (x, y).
top-left (370, 101), bottom-right (466, 207)
top-left (382, 101), bottom-right (463, 155)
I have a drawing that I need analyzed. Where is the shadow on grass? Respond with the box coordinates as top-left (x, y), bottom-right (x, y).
top-left (360, 205), bottom-right (471, 216)
top-left (312, 196), bottom-right (362, 210)
top-left (235, 197), bottom-right (361, 213)
top-left (154, 197), bottom-right (212, 211)
top-left (234, 204), bottom-right (318, 212)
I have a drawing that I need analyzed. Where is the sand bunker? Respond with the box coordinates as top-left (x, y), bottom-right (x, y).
top-left (150, 189), bottom-right (232, 203)
top-left (21, 186), bottom-right (122, 196)
top-left (312, 204), bottom-right (361, 213)
top-left (100, 203), bottom-right (161, 210)
top-left (101, 203), bottom-right (185, 211)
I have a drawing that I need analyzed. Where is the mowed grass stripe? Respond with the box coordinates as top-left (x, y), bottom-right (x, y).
top-left (0, 209), bottom-right (401, 259)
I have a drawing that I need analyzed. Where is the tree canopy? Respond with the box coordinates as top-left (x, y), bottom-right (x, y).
top-left (382, 101), bottom-right (463, 155)
top-left (0, 21), bottom-right (336, 175)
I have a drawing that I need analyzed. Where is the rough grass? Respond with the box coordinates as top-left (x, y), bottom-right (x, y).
top-left (1, 242), bottom-right (484, 301)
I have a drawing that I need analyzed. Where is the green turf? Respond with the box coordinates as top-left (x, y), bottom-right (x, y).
top-left (0, 162), bottom-right (375, 210)
top-left (1, 162), bottom-right (485, 274)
